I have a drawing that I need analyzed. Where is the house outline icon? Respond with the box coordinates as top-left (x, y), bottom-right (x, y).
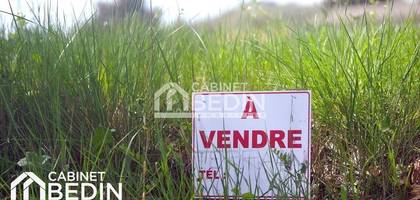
top-left (11, 172), bottom-right (46, 200)
top-left (154, 82), bottom-right (190, 118)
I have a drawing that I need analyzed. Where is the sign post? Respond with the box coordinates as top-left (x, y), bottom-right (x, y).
top-left (192, 91), bottom-right (311, 199)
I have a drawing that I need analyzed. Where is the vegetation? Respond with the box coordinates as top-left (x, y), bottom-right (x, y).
top-left (325, 0), bottom-right (387, 6)
top-left (0, 2), bottom-right (419, 199)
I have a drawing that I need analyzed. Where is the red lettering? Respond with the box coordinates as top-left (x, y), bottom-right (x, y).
top-left (213, 170), bottom-right (220, 179)
top-left (217, 130), bottom-right (231, 148)
top-left (233, 130), bottom-right (249, 148)
top-left (288, 130), bottom-right (302, 148)
top-left (269, 130), bottom-right (286, 148)
top-left (199, 169), bottom-right (220, 179)
top-left (198, 129), bottom-right (303, 149)
top-left (206, 170), bottom-right (212, 179)
top-left (200, 130), bottom-right (215, 148)
top-left (241, 96), bottom-right (259, 119)
top-left (252, 130), bottom-right (267, 148)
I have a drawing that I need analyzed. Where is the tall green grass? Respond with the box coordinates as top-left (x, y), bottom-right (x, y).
top-left (0, 4), bottom-right (419, 199)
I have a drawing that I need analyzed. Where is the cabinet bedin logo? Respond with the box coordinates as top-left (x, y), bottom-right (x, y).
top-left (10, 171), bottom-right (122, 200)
top-left (11, 172), bottom-right (45, 200)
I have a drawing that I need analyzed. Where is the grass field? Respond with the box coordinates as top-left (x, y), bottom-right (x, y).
top-left (0, 2), bottom-right (419, 199)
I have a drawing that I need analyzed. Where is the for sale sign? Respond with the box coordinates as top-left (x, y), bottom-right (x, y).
top-left (192, 91), bottom-right (311, 199)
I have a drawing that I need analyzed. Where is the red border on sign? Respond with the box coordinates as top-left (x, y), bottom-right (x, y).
top-left (192, 91), bottom-right (311, 199)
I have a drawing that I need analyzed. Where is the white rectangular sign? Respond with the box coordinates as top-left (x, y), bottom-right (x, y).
top-left (192, 91), bottom-right (311, 199)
